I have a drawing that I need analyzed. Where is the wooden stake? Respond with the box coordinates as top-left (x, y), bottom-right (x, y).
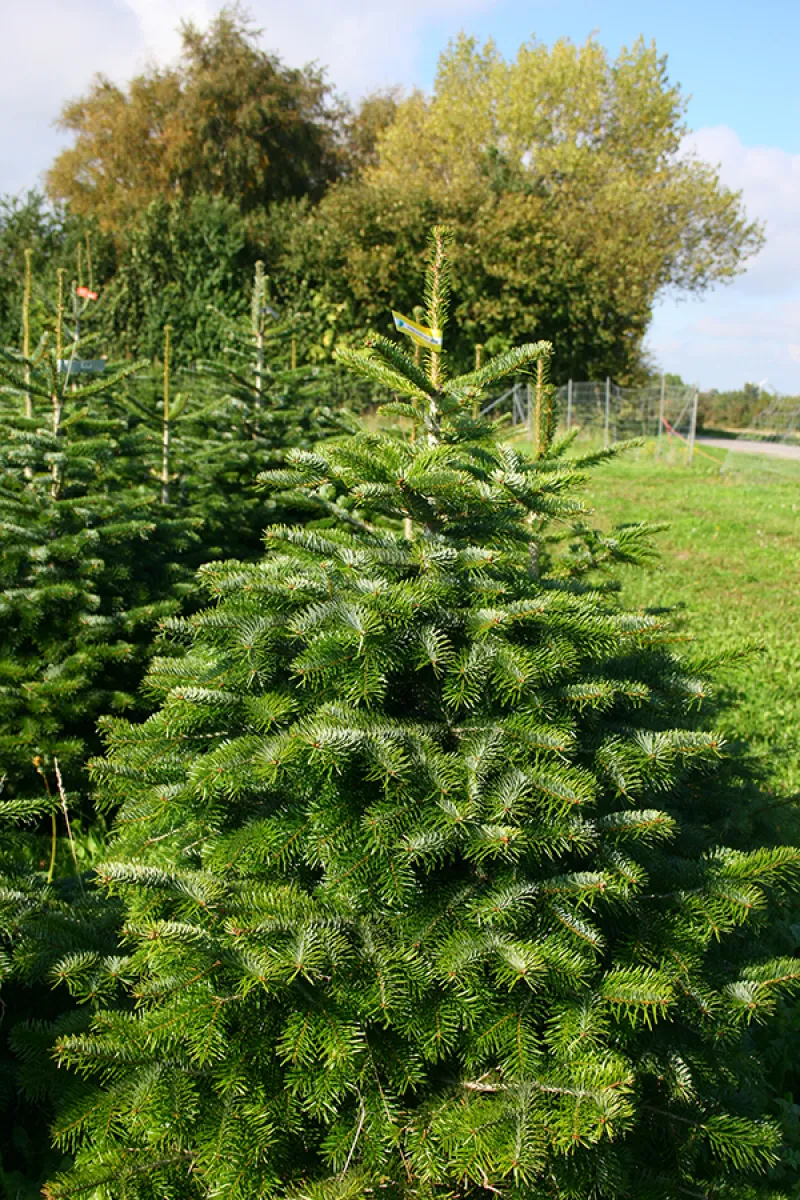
top-left (85, 231), bottom-right (93, 293)
top-left (51, 270), bottom-right (66, 496)
top-left (161, 325), bottom-right (171, 505)
top-left (254, 262), bottom-right (264, 408)
top-left (534, 360), bottom-right (544, 454)
top-left (55, 268), bottom-right (64, 367)
top-left (473, 344), bottom-right (483, 418)
top-left (22, 248), bottom-right (32, 419)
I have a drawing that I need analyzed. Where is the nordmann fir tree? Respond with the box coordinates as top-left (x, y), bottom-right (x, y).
top-left (0, 271), bottom-right (199, 1193)
top-left (190, 260), bottom-right (346, 547)
top-left (0, 270), bottom-right (199, 816)
top-left (119, 263), bottom-right (343, 565)
top-left (199, 258), bottom-right (336, 453)
top-left (45, 230), bottom-right (800, 1200)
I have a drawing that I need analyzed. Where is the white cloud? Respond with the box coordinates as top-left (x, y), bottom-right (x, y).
top-left (649, 127), bottom-right (800, 393)
top-left (682, 126), bottom-right (800, 298)
top-left (121, 0), bottom-right (215, 64)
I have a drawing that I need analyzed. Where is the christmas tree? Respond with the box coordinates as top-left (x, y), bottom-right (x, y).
top-left (117, 262), bottom-right (344, 566)
top-left (0, 269), bottom-right (199, 817)
top-left (0, 267), bottom-right (202, 1194)
top-left (41, 231), bottom-right (800, 1199)
top-left (0, 259), bottom-right (343, 1194)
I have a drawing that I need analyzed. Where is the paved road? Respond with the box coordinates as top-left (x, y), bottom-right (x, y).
top-left (696, 437), bottom-right (800, 461)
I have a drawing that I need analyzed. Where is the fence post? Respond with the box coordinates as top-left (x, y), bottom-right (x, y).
top-left (604, 377), bottom-right (611, 448)
top-left (566, 379), bottom-right (573, 430)
top-left (657, 372), bottom-right (665, 455)
top-left (688, 385), bottom-right (699, 465)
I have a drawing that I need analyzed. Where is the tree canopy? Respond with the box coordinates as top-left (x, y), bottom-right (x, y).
top-left (269, 33), bottom-right (763, 381)
top-left (45, 7), bottom-right (344, 232)
top-left (28, 20), bottom-right (765, 381)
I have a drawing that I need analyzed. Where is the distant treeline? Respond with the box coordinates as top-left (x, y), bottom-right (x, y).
top-left (696, 382), bottom-right (798, 431)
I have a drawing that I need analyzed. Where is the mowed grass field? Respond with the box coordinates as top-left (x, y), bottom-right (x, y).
top-left (566, 439), bottom-right (800, 801)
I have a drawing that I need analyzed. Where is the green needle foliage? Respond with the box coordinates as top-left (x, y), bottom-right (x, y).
top-left (118, 263), bottom-right (343, 565)
top-left (0, 259), bottom-right (340, 1197)
top-left (0, 277), bottom-right (198, 1193)
top-left (40, 231), bottom-right (800, 1199)
top-left (0, 290), bottom-right (199, 815)
top-left (191, 261), bottom-right (345, 539)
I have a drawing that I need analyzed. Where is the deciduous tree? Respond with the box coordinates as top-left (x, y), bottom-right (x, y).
top-left (46, 7), bottom-right (344, 234)
top-left (271, 34), bottom-right (763, 382)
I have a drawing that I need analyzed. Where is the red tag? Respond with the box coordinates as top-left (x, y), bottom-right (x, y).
top-left (76, 286), bottom-right (98, 300)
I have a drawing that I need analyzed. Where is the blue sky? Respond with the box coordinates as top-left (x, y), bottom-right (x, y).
top-left (419, 0), bottom-right (800, 152)
top-left (3, 0), bottom-right (799, 392)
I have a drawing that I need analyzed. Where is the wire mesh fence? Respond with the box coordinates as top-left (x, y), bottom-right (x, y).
top-left (481, 377), bottom-right (700, 455)
top-left (751, 395), bottom-right (800, 444)
top-left (555, 379), bottom-right (698, 444)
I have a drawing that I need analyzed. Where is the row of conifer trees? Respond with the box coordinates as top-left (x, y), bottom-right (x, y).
top-left (0, 253), bottom-right (344, 1192)
top-left (1, 230), bottom-right (799, 1199)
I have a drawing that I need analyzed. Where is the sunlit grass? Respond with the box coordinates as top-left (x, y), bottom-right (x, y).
top-left (567, 438), bottom-right (800, 800)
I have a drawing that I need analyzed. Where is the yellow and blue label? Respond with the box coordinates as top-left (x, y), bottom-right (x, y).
top-left (392, 311), bottom-right (443, 352)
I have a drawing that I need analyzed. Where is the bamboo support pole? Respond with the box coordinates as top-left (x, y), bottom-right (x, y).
top-left (51, 269), bottom-right (66, 497)
top-left (161, 325), bottom-right (171, 505)
top-left (22, 248), bottom-right (32, 419)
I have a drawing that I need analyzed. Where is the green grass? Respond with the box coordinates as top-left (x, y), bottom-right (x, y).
top-left (572, 439), bottom-right (800, 800)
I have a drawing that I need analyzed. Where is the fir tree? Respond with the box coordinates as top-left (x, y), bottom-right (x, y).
top-left (41, 231), bottom-right (800, 1199)
top-left (118, 263), bottom-right (343, 564)
top-left (0, 271), bottom-right (199, 814)
top-left (0, 259), bottom-right (341, 1196)
top-left (0, 270), bottom-right (205, 1190)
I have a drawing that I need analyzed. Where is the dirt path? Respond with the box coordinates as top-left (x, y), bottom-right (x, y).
top-left (696, 437), bottom-right (800, 460)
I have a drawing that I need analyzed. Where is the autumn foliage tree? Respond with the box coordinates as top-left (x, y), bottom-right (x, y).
top-left (270, 33), bottom-right (763, 381)
top-left (39, 14), bottom-right (765, 381)
top-left (46, 6), bottom-right (344, 234)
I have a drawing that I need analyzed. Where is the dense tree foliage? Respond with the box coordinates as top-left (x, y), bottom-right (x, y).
top-left (46, 8), bottom-right (345, 232)
top-left (96, 194), bottom-right (252, 366)
top-left (0, 260), bottom-right (344, 1194)
top-left (339, 88), bottom-right (402, 174)
top-left (29, 12), bottom-right (763, 383)
top-left (0, 258), bottom-right (340, 816)
top-left (267, 34), bottom-right (763, 382)
top-left (0, 193), bottom-right (114, 354)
